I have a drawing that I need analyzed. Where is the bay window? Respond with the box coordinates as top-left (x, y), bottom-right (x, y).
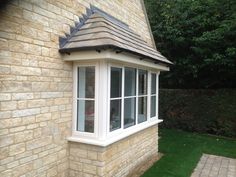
top-left (71, 60), bottom-right (162, 146)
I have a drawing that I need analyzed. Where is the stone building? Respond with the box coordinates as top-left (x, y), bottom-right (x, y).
top-left (0, 0), bottom-right (171, 176)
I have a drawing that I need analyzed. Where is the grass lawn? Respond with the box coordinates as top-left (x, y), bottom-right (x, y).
top-left (142, 129), bottom-right (236, 177)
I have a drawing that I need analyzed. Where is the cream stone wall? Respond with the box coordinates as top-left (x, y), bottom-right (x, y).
top-left (69, 125), bottom-right (158, 177)
top-left (0, 0), bottom-right (157, 177)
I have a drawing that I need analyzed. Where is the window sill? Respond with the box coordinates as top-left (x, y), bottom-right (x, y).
top-left (67, 119), bottom-right (163, 147)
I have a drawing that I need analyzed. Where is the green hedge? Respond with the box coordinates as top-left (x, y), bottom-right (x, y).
top-left (159, 89), bottom-right (236, 138)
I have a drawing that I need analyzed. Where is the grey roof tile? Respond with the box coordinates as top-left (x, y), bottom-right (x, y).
top-left (59, 5), bottom-right (172, 65)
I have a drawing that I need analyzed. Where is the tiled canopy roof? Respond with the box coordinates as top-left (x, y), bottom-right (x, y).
top-left (59, 5), bottom-right (172, 65)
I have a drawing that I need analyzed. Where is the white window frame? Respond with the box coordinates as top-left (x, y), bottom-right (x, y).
top-left (107, 63), bottom-right (160, 139)
top-left (72, 62), bottom-right (99, 139)
top-left (69, 60), bottom-right (162, 146)
top-left (150, 72), bottom-right (159, 119)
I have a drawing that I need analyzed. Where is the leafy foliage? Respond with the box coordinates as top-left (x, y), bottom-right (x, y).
top-left (145, 0), bottom-right (236, 88)
top-left (159, 89), bottom-right (236, 138)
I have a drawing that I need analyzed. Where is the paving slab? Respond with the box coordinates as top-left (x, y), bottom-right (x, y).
top-left (191, 154), bottom-right (236, 177)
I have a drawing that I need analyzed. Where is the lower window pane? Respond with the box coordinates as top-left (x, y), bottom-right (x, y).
top-left (77, 100), bottom-right (94, 133)
top-left (138, 97), bottom-right (147, 123)
top-left (110, 99), bottom-right (121, 131)
top-left (124, 98), bottom-right (136, 128)
top-left (151, 96), bottom-right (156, 118)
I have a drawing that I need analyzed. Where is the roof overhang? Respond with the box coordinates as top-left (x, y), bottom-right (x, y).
top-left (59, 5), bottom-right (172, 69)
top-left (60, 49), bottom-right (170, 71)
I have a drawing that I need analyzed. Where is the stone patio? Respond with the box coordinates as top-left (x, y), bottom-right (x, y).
top-left (191, 154), bottom-right (236, 177)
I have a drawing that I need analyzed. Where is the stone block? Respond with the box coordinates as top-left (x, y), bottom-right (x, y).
top-left (47, 166), bottom-right (58, 177)
top-left (0, 65), bottom-right (11, 74)
top-left (0, 101), bottom-right (17, 111)
top-left (12, 163), bottom-right (33, 177)
top-left (87, 151), bottom-right (98, 160)
top-left (10, 126), bottom-right (26, 133)
top-left (36, 113), bottom-right (51, 122)
top-left (83, 164), bottom-right (97, 175)
top-left (41, 92), bottom-right (63, 98)
top-left (15, 130), bottom-right (34, 143)
top-left (12, 93), bottom-right (34, 100)
top-left (20, 154), bottom-right (38, 164)
top-left (17, 100), bottom-right (28, 109)
top-left (33, 5), bottom-right (56, 19)
top-left (70, 161), bottom-right (82, 171)
top-left (27, 99), bottom-right (46, 108)
top-left (19, 1), bottom-right (33, 11)
top-left (42, 153), bottom-right (57, 165)
top-left (23, 9), bottom-right (49, 26)
top-left (26, 136), bottom-right (52, 150)
top-left (11, 65), bottom-right (41, 76)
top-left (0, 81), bottom-right (32, 92)
top-left (0, 21), bottom-right (21, 34)
top-left (9, 143), bottom-right (26, 156)
top-left (42, 47), bottom-right (50, 56)
top-left (12, 108), bottom-right (40, 117)
top-left (0, 146), bottom-right (9, 160)
top-left (0, 118), bottom-right (22, 129)
top-left (0, 111), bottom-right (11, 119)
top-left (0, 93), bottom-right (11, 101)
top-left (7, 160), bottom-right (19, 169)
top-left (47, 3), bottom-right (61, 15)
top-left (0, 135), bottom-right (14, 148)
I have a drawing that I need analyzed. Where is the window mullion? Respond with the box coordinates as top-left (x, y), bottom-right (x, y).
top-left (147, 72), bottom-right (151, 121)
top-left (156, 72), bottom-right (159, 119)
top-left (121, 67), bottom-right (124, 129)
top-left (135, 69), bottom-right (139, 125)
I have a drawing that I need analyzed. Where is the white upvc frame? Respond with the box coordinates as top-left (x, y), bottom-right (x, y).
top-left (150, 72), bottom-right (159, 119)
top-left (107, 62), bottom-right (160, 139)
top-left (69, 59), bottom-right (163, 146)
top-left (72, 61), bottom-right (99, 139)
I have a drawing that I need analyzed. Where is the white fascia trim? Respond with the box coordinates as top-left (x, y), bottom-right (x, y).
top-left (67, 119), bottom-right (163, 147)
top-left (61, 50), bottom-right (169, 71)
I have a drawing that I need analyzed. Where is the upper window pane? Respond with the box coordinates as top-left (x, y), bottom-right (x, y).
top-left (78, 67), bottom-right (95, 98)
top-left (110, 67), bottom-right (122, 98)
top-left (151, 73), bottom-right (156, 94)
top-left (138, 69), bottom-right (147, 95)
top-left (124, 67), bottom-right (136, 96)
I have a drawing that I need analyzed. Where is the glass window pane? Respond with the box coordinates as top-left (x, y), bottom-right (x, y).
top-left (110, 99), bottom-right (121, 131)
top-left (77, 100), bottom-right (94, 133)
top-left (125, 68), bottom-right (136, 96)
top-left (124, 98), bottom-right (136, 128)
top-left (110, 67), bottom-right (122, 98)
top-left (151, 73), bottom-right (156, 94)
top-left (151, 96), bottom-right (156, 118)
top-left (78, 67), bottom-right (95, 98)
top-left (138, 96), bottom-right (147, 123)
top-left (138, 69), bottom-right (147, 95)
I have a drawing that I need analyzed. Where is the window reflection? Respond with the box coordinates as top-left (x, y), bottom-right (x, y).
top-left (77, 66), bottom-right (95, 133)
top-left (110, 99), bottom-right (121, 131)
